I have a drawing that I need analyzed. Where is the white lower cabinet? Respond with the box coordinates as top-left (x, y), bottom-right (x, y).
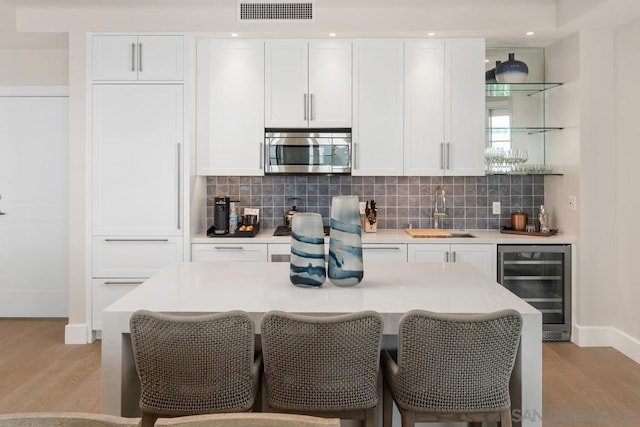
top-left (93, 236), bottom-right (183, 278)
top-left (408, 243), bottom-right (494, 279)
top-left (192, 243), bottom-right (268, 262)
top-left (363, 243), bottom-right (408, 263)
top-left (91, 279), bottom-right (143, 331)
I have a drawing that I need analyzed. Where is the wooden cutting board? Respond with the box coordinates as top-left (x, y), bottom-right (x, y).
top-left (405, 229), bottom-right (452, 238)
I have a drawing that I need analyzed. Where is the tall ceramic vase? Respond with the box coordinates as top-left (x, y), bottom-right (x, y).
top-left (290, 213), bottom-right (326, 288)
top-left (328, 196), bottom-right (363, 287)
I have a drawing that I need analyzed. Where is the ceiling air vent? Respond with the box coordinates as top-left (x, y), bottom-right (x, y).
top-left (237, 0), bottom-right (316, 23)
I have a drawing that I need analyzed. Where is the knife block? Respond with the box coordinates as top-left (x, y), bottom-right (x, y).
top-left (363, 216), bottom-right (378, 233)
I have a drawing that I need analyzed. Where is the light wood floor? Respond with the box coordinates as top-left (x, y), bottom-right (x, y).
top-left (1, 319), bottom-right (639, 426)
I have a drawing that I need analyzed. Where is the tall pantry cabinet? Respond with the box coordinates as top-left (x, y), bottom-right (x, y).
top-left (88, 34), bottom-right (187, 336)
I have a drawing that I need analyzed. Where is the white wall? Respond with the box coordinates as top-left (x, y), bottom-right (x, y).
top-left (0, 48), bottom-right (67, 85)
top-left (614, 18), bottom-right (640, 356)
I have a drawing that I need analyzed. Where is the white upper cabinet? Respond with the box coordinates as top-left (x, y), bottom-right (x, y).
top-left (196, 40), bottom-right (265, 176)
top-left (404, 39), bottom-right (485, 176)
top-left (92, 84), bottom-right (184, 235)
top-left (352, 40), bottom-right (404, 176)
top-left (92, 35), bottom-right (184, 81)
top-left (265, 40), bottom-right (352, 128)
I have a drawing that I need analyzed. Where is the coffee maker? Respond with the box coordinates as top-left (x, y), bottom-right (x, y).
top-left (213, 196), bottom-right (230, 234)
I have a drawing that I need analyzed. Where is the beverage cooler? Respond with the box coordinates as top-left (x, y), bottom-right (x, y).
top-left (497, 245), bottom-right (571, 341)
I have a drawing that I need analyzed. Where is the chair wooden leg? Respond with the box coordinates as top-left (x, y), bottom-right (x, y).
top-left (140, 412), bottom-right (157, 427)
top-left (363, 407), bottom-right (376, 427)
top-left (383, 383), bottom-right (393, 427)
top-left (400, 409), bottom-right (415, 427)
top-left (500, 408), bottom-right (513, 427)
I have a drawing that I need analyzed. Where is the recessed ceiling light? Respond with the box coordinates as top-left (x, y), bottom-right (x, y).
top-left (485, 59), bottom-right (490, 63)
top-left (427, 32), bottom-right (436, 36)
top-left (526, 31), bottom-right (534, 36)
top-left (231, 33), bottom-right (239, 37)
top-left (329, 33), bottom-right (336, 37)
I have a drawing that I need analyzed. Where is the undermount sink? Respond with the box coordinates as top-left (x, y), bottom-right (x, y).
top-left (449, 233), bottom-right (475, 238)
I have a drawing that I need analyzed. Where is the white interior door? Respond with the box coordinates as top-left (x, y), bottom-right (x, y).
top-left (0, 94), bottom-right (69, 316)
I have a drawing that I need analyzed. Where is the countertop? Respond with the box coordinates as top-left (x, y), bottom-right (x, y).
top-left (191, 228), bottom-right (576, 244)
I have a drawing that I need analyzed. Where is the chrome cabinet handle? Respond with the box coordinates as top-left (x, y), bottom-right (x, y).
top-left (440, 143), bottom-right (444, 170)
top-left (303, 93), bottom-right (308, 120)
top-left (0, 211), bottom-right (5, 215)
top-left (177, 143), bottom-right (182, 230)
top-left (259, 142), bottom-right (264, 170)
top-left (138, 43), bottom-right (143, 72)
top-left (353, 142), bottom-right (358, 169)
top-left (446, 143), bottom-right (451, 169)
top-left (451, 251), bottom-right (456, 262)
top-left (104, 239), bottom-right (169, 242)
top-left (444, 252), bottom-right (449, 262)
top-left (104, 281), bottom-right (144, 285)
top-left (131, 42), bottom-right (136, 72)
top-left (214, 246), bottom-right (244, 250)
top-left (310, 93), bottom-right (314, 120)
top-left (364, 247), bottom-right (401, 251)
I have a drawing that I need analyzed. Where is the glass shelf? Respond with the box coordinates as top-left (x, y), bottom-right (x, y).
top-left (486, 82), bottom-right (563, 97)
top-left (486, 126), bottom-right (564, 134)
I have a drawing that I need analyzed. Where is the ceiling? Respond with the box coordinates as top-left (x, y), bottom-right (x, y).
top-left (2, 0), bottom-right (640, 49)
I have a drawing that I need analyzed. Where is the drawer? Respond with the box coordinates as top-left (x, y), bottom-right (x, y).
top-left (91, 278), bottom-right (143, 330)
top-left (192, 243), bottom-right (268, 262)
top-left (93, 236), bottom-right (183, 278)
top-left (362, 244), bottom-right (408, 263)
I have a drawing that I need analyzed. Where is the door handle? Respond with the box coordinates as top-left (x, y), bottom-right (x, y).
top-left (259, 142), bottom-right (264, 170)
top-left (0, 211), bottom-right (5, 215)
top-left (310, 93), bottom-right (314, 120)
top-left (104, 281), bottom-right (144, 286)
top-left (440, 143), bottom-right (444, 170)
top-left (446, 142), bottom-right (451, 169)
top-left (451, 251), bottom-right (456, 262)
top-left (138, 43), bottom-right (143, 72)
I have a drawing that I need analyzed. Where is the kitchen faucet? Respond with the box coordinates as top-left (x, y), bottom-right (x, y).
top-left (433, 186), bottom-right (446, 229)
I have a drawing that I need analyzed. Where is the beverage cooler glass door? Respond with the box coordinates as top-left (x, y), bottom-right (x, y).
top-left (498, 244), bottom-right (571, 341)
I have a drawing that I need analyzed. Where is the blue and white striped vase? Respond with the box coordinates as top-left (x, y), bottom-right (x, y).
top-left (328, 196), bottom-right (364, 287)
top-left (290, 213), bottom-right (326, 288)
top-left (495, 53), bottom-right (529, 84)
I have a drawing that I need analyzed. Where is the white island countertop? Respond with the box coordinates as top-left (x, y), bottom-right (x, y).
top-left (102, 261), bottom-right (542, 426)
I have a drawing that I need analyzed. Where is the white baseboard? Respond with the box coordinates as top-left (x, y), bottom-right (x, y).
top-left (64, 323), bottom-right (89, 344)
top-left (612, 328), bottom-right (640, 365)
top-left (573, 324), bottom-right (640, 365)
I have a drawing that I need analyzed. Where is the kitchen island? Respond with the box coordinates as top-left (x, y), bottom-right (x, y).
top-left (101, 261), bottom-right (542, 427)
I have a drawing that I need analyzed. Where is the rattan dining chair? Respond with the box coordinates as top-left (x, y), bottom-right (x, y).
top-left (129, 310), bottom-right (262, 427)
top-left (155, 413), bottom-right (340, 427)
top-left (0, 412), bottom-right (140, 426)
top-left (260, 310), bottom-right (384, 427)
top-left (381, 309), bottom-right (523, 427)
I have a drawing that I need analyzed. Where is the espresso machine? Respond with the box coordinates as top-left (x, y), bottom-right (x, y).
top-left (213, 195), bottom-right (230, 234)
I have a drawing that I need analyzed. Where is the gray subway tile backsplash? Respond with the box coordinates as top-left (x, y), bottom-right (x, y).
top-left (206, 175), bottom-right (545, 230)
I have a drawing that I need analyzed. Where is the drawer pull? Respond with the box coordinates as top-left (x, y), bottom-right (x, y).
top-left (104, 281), bottom-right (144, 285)
top-left (364, 247), bottom-right (401, 250)
top-left (214, 246), bottom-right (244, 250)
top-left (104, 239), bottom-right (170, 242)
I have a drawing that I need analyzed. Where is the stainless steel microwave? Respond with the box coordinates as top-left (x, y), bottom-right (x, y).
top-left (264, 129), bottom-right (351, 174)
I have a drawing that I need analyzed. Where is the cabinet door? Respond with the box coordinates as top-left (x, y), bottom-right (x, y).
top-left (308, 41), bottom-right (352, 128)
top-left (92, 35), bottom-right (139, 81)
top-left (445, 39), bottom-right (485, 176)
top-left (404, 40), bottom-right (445, 176)
top-left (92, 85), bottom-right (183, 235)
top-left (352, 41), bottom-right (404, 176)
top-left (363, 244), bottom-right (407, 263)
top-left (197, 40), bottom-right (264, 175)
top-left (137, 35), bottom-right (184, 81)
top-left (265, 41), bottom-right (308, 128)
top-left (450, 243), bottom-right (494, 279)
top-left (192, 244), bottom-right (268, 262)
top-left (408, 244), bottom-right (449, 263)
